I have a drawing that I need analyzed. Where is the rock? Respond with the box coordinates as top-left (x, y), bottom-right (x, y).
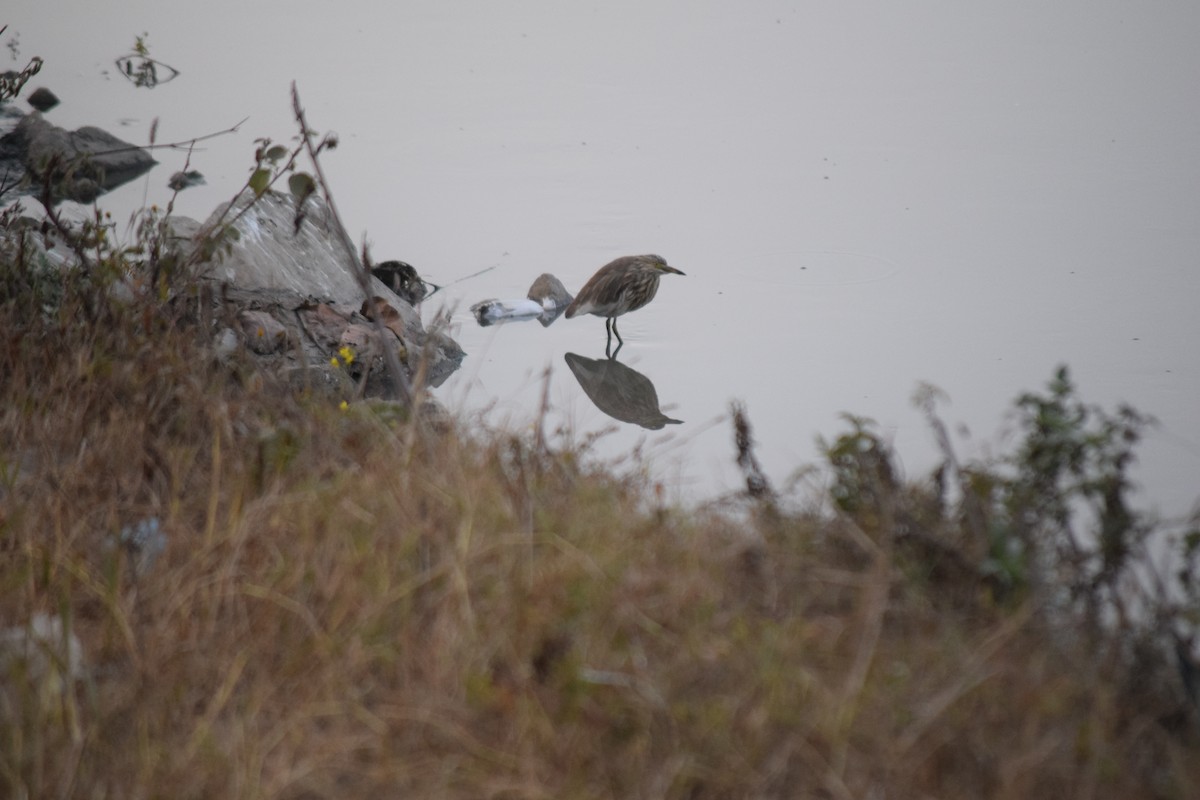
top-left (165, 215), bottom-right (203, 242)
top-left (417, 330), bottom-right (466, 389)
top-left (26, 87), bottom-right (59, 112)
top-left (196, 191), bottom-right (464, 392)
top-left (279, 363), bottom-right (356, 399)
top-left (527, 272), bottom-right (572, 326)
top-left (0, 212), bottom-right (82, 274)
top-left (362, 296), bottom-right (416, 341)
top-left (0, 163), bottom-right (466, 403)
top-left (201, 189), bottom-right (406, 309)
top-left (238, 309), bottom-right (289, 354)
top-left (527, 272), bottom-right (573, 311)
top-left (296, 300), bottom-right (358, 349)
top-left (0, 111), bottom-right (156, 202)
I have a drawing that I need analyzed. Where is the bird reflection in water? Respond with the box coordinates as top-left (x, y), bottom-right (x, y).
top-left (564, 352), bottom-right (682, 431)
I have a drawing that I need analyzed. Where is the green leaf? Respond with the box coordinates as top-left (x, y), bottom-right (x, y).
top-left (249, 168), bottom-right (271, 196)
top-left (265, 145), bottom-right (289, 163)
top-left (288, 172), bottom-right (316, 200)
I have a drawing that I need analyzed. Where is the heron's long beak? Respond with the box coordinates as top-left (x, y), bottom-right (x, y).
top-left (661, 265), bottom-right (685, 275)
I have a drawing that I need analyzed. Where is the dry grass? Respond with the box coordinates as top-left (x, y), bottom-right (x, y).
top-left (2, 279), bottom-right (1198, 799)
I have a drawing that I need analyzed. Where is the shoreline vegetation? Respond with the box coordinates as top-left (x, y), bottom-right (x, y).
top-left (3, 39), bottom-right (1200, 799)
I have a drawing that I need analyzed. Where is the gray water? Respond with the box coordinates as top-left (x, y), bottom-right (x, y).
top-left (7, 2), bottom-right (1199, 516)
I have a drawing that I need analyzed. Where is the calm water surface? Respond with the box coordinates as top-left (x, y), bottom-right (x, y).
top-left (7, 2), bottom-right (1199, 515)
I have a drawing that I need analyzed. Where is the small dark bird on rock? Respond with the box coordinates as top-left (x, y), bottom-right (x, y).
top-left (372, 260), bottom-right (440, 307)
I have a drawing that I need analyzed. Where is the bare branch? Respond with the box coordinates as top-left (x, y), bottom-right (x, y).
top-left (290, 82), bottom-right (413, 406)
top-left (82, 117), bottom-right (251, 159)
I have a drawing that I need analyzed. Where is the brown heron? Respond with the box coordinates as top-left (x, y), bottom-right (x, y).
top-left (564, 254), bottom-right (685, 353)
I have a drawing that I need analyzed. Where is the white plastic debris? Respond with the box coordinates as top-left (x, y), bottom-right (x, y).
top-left (119, 517), bottom-right (168, 577)
top-left (0, 613), bottom-right (85, 686)
top-left (470, 273), bottom-right (574, 327)
top-left (470, 297), bottom-right (546, 326)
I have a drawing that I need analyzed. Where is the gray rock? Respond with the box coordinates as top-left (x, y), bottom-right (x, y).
top-left (239, 309), bottom-right (289, 354)
top-left (195, 190), bottom-right (464, 391)
top-left (27, 87), bottom-right (59, 112)
top-left (527, 272), bottom-right (573, 310)
top-left (202, 190), bottom-right (415, 318)
top-left (279, 363), bottom-right (356, 399)
top-left (0, 111), bottom-right (156, 202)
top-left (0, 159), bottom-right (466, 401)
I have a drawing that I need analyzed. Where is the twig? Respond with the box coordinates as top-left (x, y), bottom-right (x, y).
top-left (914, 384), bottom-right (987, 545)
top-left (34, 164), bottom-right (97, 273)
top-left (183, 139), bottom-right (308, 274)
top-left (290, 82), bottom-right (412, 406)
top-left (439, 263), bottom-right (497, 289)
top-left (893, 602), bottom-right (1035, 757)
top-left (80, 117), bottom-right (250, 158)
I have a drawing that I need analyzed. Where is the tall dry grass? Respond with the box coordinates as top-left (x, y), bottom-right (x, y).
top-left (2, 250), bottom-right (1198, 799)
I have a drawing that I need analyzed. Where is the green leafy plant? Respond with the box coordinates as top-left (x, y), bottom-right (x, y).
top-left (819, 413), bottom-right (898, 523)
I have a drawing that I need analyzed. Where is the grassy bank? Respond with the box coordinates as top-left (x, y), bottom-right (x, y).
top-left (2, 223), bottom-right (1199, 799)
top-left (2, 61), bottom-right (1199, 793)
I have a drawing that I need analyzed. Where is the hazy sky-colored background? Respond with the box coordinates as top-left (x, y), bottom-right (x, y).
top-left (5, 1), bottom-right (1198, 517)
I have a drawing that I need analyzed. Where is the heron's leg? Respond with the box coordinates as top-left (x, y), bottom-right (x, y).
top-left (610, 317), bottom-right (624, 345)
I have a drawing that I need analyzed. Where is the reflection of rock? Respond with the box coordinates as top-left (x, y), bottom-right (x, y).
top-left (472, 272), bottom-right (574, 327)
top-left (564, 352), bottom-right (682, 430)
top-left (167, 169), bottom-right (205, 191)
top-left (0, 111), bottom-right (156, 202)
top-left (114, 53), bottom-right (180, 89)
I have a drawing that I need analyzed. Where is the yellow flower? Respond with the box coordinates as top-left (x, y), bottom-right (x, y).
top-left (330, 356), bottom-right (340, 367)
top-left (339, 400), bottom-right (349, 411)
top-left (338, 345), bottom-right (356, 365)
